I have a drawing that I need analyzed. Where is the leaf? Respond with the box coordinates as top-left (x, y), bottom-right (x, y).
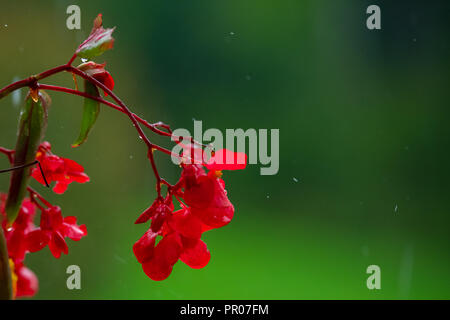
top-left (72, 80), bottom-right (100, 147)
top-left (76, 14), bottom-right (115, 59)
top-left (5, 91), bottom-right (50, 223)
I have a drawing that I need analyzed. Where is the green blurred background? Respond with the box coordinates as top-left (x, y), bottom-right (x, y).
top-left (1, 0), bottom-right (449, 299)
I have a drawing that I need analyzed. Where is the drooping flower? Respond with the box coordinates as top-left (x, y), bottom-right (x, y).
top-left (10, 260), bottom-right (38, 298)
top-left (133, 208), bottom-right (212, 280)
top-left (133, 149), bottom-right (246, 281)
top-left (182, 164), bottom-right (235, 228)
top-left (31, 142), bottom-right (90, 194)
top-left (1, 194), bottom-right (37, 262)
top-left (27, 205), bottom-right (87, 259)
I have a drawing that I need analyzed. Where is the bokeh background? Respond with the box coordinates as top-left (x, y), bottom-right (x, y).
top-left (1, 0), bottom-right (449, 299)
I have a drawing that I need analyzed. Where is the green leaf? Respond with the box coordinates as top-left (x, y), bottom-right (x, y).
top-left (76, 14), bottom-right (115, 59)
top-left (5, 90), bottom-right (50, 223)
top-left (72, 80), bottom-right (100, 147)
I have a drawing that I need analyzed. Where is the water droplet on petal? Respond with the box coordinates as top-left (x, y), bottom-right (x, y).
top-left (293, 177), bottom-right (299, 183)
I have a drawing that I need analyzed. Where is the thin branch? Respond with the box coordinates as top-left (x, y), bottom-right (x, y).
top-left (36, 84), bottom-right (180, 159)
top-left (0, 64), bottom-right (70, 99)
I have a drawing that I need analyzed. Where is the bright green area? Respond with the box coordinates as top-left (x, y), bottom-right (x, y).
top-left (0, 0), bottom-right (449, 299)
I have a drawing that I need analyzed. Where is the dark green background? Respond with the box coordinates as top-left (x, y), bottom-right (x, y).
top-left (1, 0), bottom-right (449, 299)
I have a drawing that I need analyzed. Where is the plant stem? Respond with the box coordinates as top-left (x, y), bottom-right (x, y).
top-left (37, 85), bottom-right (176, 141)
top-left (69, 67), bottom-right (164, 196)
top-left (0, 225), bottom-right (13, 300)
top-left (0, 64), bottom-right (70, 99)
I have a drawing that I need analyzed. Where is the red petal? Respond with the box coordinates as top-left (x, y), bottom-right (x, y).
top-left (169, 209), bottom-right (203, 239)
top-left (62, 216), bottom-right (87, 241)
top-left (15, 264), bottom-right (39, 298)
top-left (49, 232), bottom-right (68, 258)
top-left (53, 182), bottom-right (69, 194)
top-left (133, 229), bottom-right (157, 263)
top-left (183, 175), bottom-right (215, 209)
top-left (63, 158), bottom-right (85, 172)
top-left (191, 178), bottom-right (234, 228)
top-left (180, 239), bottom-right (211, 269)
top-left (205, 149), bottom-right (247, 171)
top-left (134, 200), bottom-right (160, 224)
top-left (26, 229), bottom-right (50, 252)
top-left (154, 232), bottom-right (183, 266)
top-left (71, 172), bottom-right (90, 183)
top-left (142, 260), bottom-right (173, 281)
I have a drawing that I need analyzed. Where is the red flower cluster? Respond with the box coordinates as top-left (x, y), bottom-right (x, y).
top-left (32, 142), bottom-right (90, 194)
top-left (1, 194), bottom-right (38, 298)
top-left (0, 142), bottom-right (88, 298)
top-left (1, 193), bottom-right (87, 297)
top-left (133, 149), bottom-right (246, 281)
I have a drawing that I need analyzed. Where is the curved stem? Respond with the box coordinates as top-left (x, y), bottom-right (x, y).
top-left (69, 67), bottom-right (164, 195)
top-left (37, 84), bottom-right (179, 159)
top-left (37, 85), bottom-right (174, 140)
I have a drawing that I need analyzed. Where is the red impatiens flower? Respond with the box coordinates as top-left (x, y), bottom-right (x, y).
top-left (78, 61), bottom-right (114, 96)
top-left (11, 260), bottom-right (38, 298)
top-left (27, 205), bottom-right (87, 259)
top-left (182, 164), bottom-right (234, 228)
top-left (133, 209), bottom-right (211, 281)
top-left (1, 194), bottom-right (37, 262)
top-left (1, 195), bottom-right (39, 298)
top-left (31, 142), bottom-right (90, 194)
top-left (133, 149), bottom-right (246, 281)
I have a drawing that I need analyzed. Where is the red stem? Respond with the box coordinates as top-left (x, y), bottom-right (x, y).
top-left (36, 84), bottom-right (180, 150)
top-left (0, 64), bottom-right (70, 99)
top-left (0, 57), bottom-right (204, 197)
top-left (27, 187), bottom-right (51, 208)
top-left (68, 67), bottom-right (164, 195)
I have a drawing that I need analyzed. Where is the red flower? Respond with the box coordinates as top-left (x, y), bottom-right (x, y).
top-left (134, 195), bottom-right (174, 231)
top-left (13, 261), bottom-right (38, 298)
top-left (78, 61), bottom-right (115, 96)
top-left (182, 165), bottom-right (234, 228)
top-left (27, 206), bottom-right (87, 259)
top-left (133, 210), bottom-right (211, 281)
top-left (133, 149), bottom-right (246, 281)
top-left (32, 142), bottom-right (90, 194)
top-left (1, 194), bottom-right (37, 262)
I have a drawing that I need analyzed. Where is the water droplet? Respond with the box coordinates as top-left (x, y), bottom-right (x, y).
top-left (266, 194), bottom-right (270, 199)
top-left (229, 31), bottom-right (235, 36)
top-left (245, 75), bottom-right (252, 81)
top-left (394, 204), bottom-right (398, 213)
top-left (4, 24), bottom-right (8, 28)
top-left (81, 58), bottom-right (88, 63)
top-left (129, 155), bottom-right (133, 159)
top-left (293, 177), bottom-right (299, 183)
